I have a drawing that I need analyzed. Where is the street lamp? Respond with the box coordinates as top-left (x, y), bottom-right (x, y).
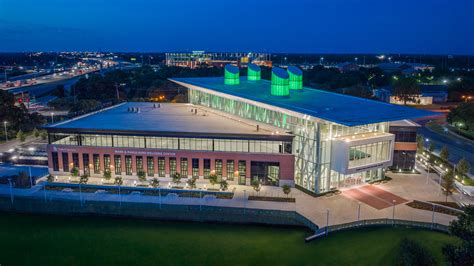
top-left (50, 112), bottom-right (55, 123)
top-left (392, 200), bottom-right (396, 224)
top-left (3, 121), bottom-right (7, 142)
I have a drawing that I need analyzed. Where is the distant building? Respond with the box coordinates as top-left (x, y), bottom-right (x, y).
top-left (373, 84), bottom-right (448, 105)
top-left (377, 62), bottom-right (434, 76)
top-left (336, 62), bottom-right (360, 73)
top-left (165, 51), bottom-right (272, 69)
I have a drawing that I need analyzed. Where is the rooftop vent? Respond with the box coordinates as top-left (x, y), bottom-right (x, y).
top-left (288, 66), bottom-right (303, 90)
top-left (271, 67), bottom-right (289, 97)
top-left (224, 64), bottom-right (240, 85)
top-left (247, 63), bottom-right (261, 81)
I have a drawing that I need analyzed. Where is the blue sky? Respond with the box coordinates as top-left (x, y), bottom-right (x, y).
top-left (0, 0), bottom-right (473, 54)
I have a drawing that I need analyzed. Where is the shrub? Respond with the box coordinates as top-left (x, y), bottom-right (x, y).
top-left (456, 158), bottom-right (471, 177)
top-left (209, 173), bottom-right (218, 187)
top-left (16, 130), bottom-right (26, 142)
top-left (70, 167), bottom-right (79, 177)
top-left (220, 180), bottom-right (228, 191)
top-left (40, 130), bottom-right (48, 140)
top-left (114, 176), bottom-right (123, 186)
top-left (137, 170), bottom-right (146, 182)
top-left (440, 146), bottom-right (449, 161)
top-left (282, 185), bottom-right (291, 197)
top-left (441, 169), bottom-right (455, 202)
top-left (187, 177), bottom-right (197, 189)
top-left (397, 238), bottom-right (436, 266)
top-left (172, 172), bottom-right (181, 185)
top-left (79, 174), bottom-right (88, 184)
top-left (443, 205), bottom-right (474, 266)
top-left (46, 174), bottom-right (55, 182)
top-left (103, 169), bottom-right (112, 180)
top-left (149, 178), bottom-right (160, 188)
top-left (33, 128), bottom-right (40, 137)
top-left (251, 179), bottom-right (261, 194)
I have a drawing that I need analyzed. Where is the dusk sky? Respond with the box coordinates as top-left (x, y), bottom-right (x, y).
top-left (0, 0), bottom-right (473, 54)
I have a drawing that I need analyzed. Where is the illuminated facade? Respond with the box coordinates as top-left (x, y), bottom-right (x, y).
top-left (271, 67), bottom-right (290, 97)
top-left (224, 64), bottom-right (240, 85)
top-left (171, 75), bottom-right (433, 193)
top-left (288, 66), bottom-right (303, 90)
top-left (247, 63), bottom-right (261, 81)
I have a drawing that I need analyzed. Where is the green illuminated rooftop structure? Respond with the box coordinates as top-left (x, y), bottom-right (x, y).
top-left (288, 66), bottom-right (303, 90)
top-left (271, 67), bottom-right (289, 97)
top-left (224, 64), bottom-right (240, 85)
top-left (247, 63), bottom-right (261, 81)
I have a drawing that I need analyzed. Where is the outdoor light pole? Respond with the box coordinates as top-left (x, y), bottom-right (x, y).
top-left (118, 184), bottom-right (122, 208)
top-left (79, 182), bottom-right (83, 207)
top-left (3, 121), bottom-right (7, 142)
top-left (392, 200), bottom-right (396, 224)
top-left (51, 112), bottom-right (55, 123)
top-left (159, 187), bottom-right (162, 210)
top-left (357, 202), bottom-right (361, 222)
top-left (43, 183), bottom-right (47, 203)
top-left (29, 166), bottom-right (33, 188)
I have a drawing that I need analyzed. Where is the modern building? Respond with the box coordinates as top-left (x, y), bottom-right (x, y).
top-left (374, 84), bottom-right (448, 105)
top-left (45, 65), bottom-right (433, 193)
top-left (165, 51), bottom-right (272, 69)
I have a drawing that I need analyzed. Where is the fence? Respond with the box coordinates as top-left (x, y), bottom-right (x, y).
top-left (0, 194), bottom-right (318, 231)
top-left (305, 218), bottom-right (449, 242)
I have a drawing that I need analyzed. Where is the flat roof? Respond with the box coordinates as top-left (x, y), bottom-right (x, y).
top-left (170, 77), bottom-right (435, 126)
top-left (45, 102), bottom-right (292, 140)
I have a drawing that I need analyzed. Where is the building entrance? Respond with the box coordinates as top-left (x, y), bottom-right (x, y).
top-left (250, 161), bottom-right (280, 186)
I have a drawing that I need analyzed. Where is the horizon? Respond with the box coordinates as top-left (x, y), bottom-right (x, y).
top-left (1, 0), bottom-right (473, 55)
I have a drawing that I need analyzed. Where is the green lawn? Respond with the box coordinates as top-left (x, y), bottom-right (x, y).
top-left (0, 213), bottom-right (458, 266)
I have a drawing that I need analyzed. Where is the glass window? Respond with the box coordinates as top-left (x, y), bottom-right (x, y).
top-left (215, 159), bottom-right (223, 181)
top-left (72, 153), bottom-right (79, 168)
top-left (226, 160), bottom-right (234, 181)
top-left (169, 157), bottom-right (177, 176)
top-left (114, 155), bottom-right (122, 175)
top-left (136, 156), bottom-right (143, 171)
top-left (203, 159), bottom-right (210, 178)
top-left (238, 160), bottom-right (246, 183)
top-left (180, 158), bottom-right (188, 177)
top-left (125, 156), bottom-right (132, 175)
top-left (52, 152), bottom-right (59, 171)
top-left (192, 158), bottom-right (199, 178)
top-left (93, 154), bottom-right (100, 174)
top-left (147, 157), bottom-right (154, 176)
top-left (104, 154), bottom-right (111, 173)
top-left (82, 154), bottom-right (90, 176)
top-left (62, 152), bottom-right (69, 172)
top-left (158, 157), bottom-right (165, 177)
top-left (348, 140), bottom-right (391, 168)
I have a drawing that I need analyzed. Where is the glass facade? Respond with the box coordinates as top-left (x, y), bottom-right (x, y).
top-left (147, 156), bottom-right (154, 176)
top-left (114, 155), bottom-right (122, 175)
top-left (52, 152), bottom-right (59, 171)
top-left (189, 87), bottom-right (390, 193)
top-left (125, 156), bottom-right (132, 175)
top-left (348, 141), bottom-right (391, 168)
top-left (49, 134), bottom-right (289, 155)
top-left (169, 157), bottom-right (177, 175)
top-left (215, 159), bottom-right (223, 181)
top-left (82, 154), bottom-right (90, 175)
top-left (203, 159), bottom-right (210, 178)
top-left (93, 154), bottom-right (100, 174)
top-left (226, 160), bottom-right (234, 180)
top-left (62, 152), bottom-right (69, 172)
top-left (158, 157), bottom-right (165, 177)
top-left (180, 158), bottom-right (188, 177)
top-left (104, 154), bottom-right (111, 173)
top-left (192, 158), bottom-right (199, 178)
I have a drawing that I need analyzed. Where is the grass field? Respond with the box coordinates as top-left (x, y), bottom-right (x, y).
top-left (0, 212), bottom-right (458, 266)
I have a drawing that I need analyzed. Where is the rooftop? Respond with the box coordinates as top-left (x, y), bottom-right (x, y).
top-left (170, 77), bottom-right (435, 126)
top-left (46, 102), bottom-right (292, 140)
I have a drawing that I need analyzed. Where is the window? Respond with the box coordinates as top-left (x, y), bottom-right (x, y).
top-left (125, 156), bottom-right (132, 175)
top-left (72, 153), bottom-right (79, 168)
top-left (52, 152), bottom-right (59, 171)
top-left (179, 138), bottom-right (213, 151)
top-left (104, 154), bottom-right (111, 173)
top-left (169, 157), bottom-right (177, 176)
top-left (136, 156), bottom-right (143, 172)
top-left (82, 154), bottom-right (90, 176)
top-left (238, 160), bottom-right (246, 180)
top-left (158, 157), bottom-right (165, 177)
top-left (349, 141), bottom-right (391, 168)
top-left (192, 158), bottom-right (199, 178)
top-left (215, 159), bottom-right (223, 181)
top-left (147, 157), bottom-right (154, 177)
top-left (203, 159), bottom-right (210, 178)
top-left (114, 155), bottom-right (122, 175)
top-left (180, 158), bottom-right (188, 177)
top-left (62, 152), bottom-right (69, 172)
top-left (93, 154), bottom-right (100, 174)
top-left (226, 160), bottom-right (234, 180)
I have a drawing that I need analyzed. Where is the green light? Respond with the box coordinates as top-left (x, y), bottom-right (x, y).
top-left (288, 66), bottom-right (303, 90)
top-left (224, 64), bottom-right (240, 85)
top-left (247, 63), bottom-right (261, 81)
top-left (271, 67), bottom-right (289, 97)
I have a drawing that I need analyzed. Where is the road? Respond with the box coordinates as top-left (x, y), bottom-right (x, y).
top-left (418, 126), bottom-right (474, 175)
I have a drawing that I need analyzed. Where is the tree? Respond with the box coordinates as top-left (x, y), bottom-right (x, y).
top-left (282, 185), bottom-right (291, 198)
top-left (441, 170), bottom-right (455, 202)
top-left (149, 178), bottom-right (160, 188)
top-left (220, 180), bottom-right (228, 191)
top-left (392, 77), bottom-right (421, 105)
top-left (251, 179), bottom-right (261, 194)
top-left (416, 135), bottom-right (424, 150)
top-left (443, 206), bottom-right (474, 266)
top-left (79, 174), bottom-right (88, 184)
top-left (16, 130), bottom-right (25, 142)
top-left (137, 170), bottom-right (146, 182)
top-left (46, 174), bottom-right (55, 182)
top-left (440, 146), bottom-right (450, 161)
top-left (172, 172), bottom-right (181, 186)
top-left (70, 167), bottom-right (79, 177)
top-left (456, 158), bottom-right (471, 177)
top-left (33, 128), bottom-right (40, 137)
top-left (429, 142), bottom-right (435, 153)
top-left (187, 177), bottom-right (197, 189)
top-left (103, 169), bottom-right (112, 180)
top-left (208, 173), bottom-right (218, 188)
top-left (114, 176), bottom-right (123, 186)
